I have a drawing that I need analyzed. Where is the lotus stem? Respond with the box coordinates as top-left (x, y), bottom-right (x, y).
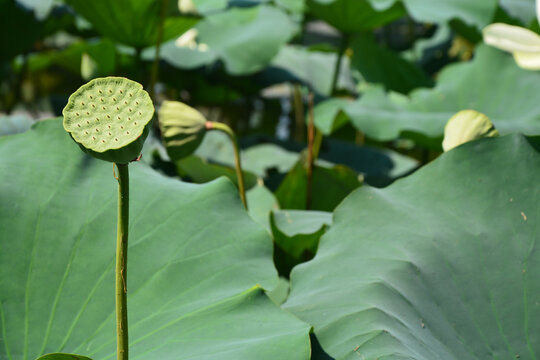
top-left (292, 84), bottom-right (305, 142)
top-left (306, 93), bottom-right (315, 210)
top-left (149, 0), bottom-right (168, 102)
top-left (115, 163), bottom-right (129, 360)
top-left (206, 122), bottom-right (248, 210)
top-left (330, 33), bottom-right (350, 95)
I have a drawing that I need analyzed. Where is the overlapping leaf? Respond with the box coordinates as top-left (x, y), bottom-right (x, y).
top-left (285, 134), bottom-right (540, 359)
top-left (345, 45), bottom-right (540, 145)
top-left (66, 0), bottom-right (197, 48)
top-left (0, 119), bottom-right (310, 360)
top-left (157, 5), bottom-right (298, 75)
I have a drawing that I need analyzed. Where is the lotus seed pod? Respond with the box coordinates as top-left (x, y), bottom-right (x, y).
top-left (63, 77), bottom-right (154, 163)
top-left (158, 100), bottom-right (207, 161)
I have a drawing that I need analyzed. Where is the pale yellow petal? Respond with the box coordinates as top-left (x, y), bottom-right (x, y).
top-left (178, 0), bottom-right (198, 14)
top-left (483, 23), bottom-right (540, 53)
top-left (537, 0), bottom-right (540, 25)
top-left (442, 110), bottom-right (499, 152)
top-left (175, 28), bottom-right (198, 48)
top-left (513, 51), bottom-right (540, 69)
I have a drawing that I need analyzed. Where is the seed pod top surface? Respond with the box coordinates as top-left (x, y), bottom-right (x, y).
top-left (63, 77), bottom-right (154, 159)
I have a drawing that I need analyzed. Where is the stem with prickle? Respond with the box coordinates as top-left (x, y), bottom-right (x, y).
top-left (115, 163), bottom-right (129, 360)
top-left (206, 122), bottom-right (248, 210)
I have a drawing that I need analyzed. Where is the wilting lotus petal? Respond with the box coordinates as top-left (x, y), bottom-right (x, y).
top-left (513, 51), bottom-right (540, 69)
top-left (537, 0), bottom-right (540, 24)
top-left (483, 23), bottom-right (540, 70)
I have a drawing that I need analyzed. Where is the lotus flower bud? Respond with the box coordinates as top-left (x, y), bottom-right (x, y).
top-left (442, 110), bottom-right (498, 151)
top-left (158, 100), bottom-right (208, 161)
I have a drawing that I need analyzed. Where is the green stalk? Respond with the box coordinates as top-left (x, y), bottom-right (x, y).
top-left (134, 48), bottom-right (144, 84)
top-left (306, 93), bottom-right (315, 210)
top-left (206, 122), bottom-right (248, 210)
top-left (292, 84), bottom-right (305, 142)
top-left (330, 33), bottom-right (350, 95)
top-left (115, 163), bottom-right (130, 360)
top-left (149, 0), bottom-right (168, 102)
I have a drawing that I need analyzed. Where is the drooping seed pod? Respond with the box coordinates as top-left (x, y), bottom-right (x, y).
top-left (158, 100), bottom-right (207, 161)
top-left (63, 77), bottom-right (154, 163)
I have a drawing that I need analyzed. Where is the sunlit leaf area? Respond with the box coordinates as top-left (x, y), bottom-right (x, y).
top-left (1, 0), bottom-right (539, 359)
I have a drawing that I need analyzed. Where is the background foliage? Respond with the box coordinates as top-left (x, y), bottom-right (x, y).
top-left (1, 0), bottom-right (539, 359)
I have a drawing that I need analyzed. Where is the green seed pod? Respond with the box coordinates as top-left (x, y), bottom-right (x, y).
top-left (63, 77), bottom-right (154, 163)
top-left (158, 100), bottom-right (207, 161)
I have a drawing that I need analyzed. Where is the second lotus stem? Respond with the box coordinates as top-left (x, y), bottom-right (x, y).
top-left (206, 121), bottom-right (248, 210)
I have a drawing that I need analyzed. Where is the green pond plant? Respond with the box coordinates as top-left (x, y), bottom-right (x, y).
top-left (62, 77), bottom-right (154, 360)
top-left (159, 100), bottom-right (248, 209)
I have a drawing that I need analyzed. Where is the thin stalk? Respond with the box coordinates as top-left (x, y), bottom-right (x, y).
top-left (330, 33), bottom-right (350, 95)
top-left (115, 163), bottom-right (129, 360)
top-left (292, 84), bottom-right (305, 142)
top-left (306, 93), bottom-right (315, 210)
top-left (134, 48), bottom-right (143, 84)
top-left (149, 0), bottom-right (168, 102)
top-left (355, 130), bottom-right (365, 145)
top-left (206, 122), bottom-right (248, 209)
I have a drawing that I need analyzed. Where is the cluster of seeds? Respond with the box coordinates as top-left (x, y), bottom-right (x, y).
top-left (63, 77), bottom-right (153, 153)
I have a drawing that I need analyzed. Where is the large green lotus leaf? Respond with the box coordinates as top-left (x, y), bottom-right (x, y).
top-left (265, 277), bottom-right (290, 306)
top-left (269, 45), bottom-right (355, 96)
top-left (0, 114), bottom-right (34, 136)
top-left (198, 132), bottom-right (417, 188)
top-left (157, 5), bottom-right (298, 75)
top-left (242, 144), bottom-right (301, 177)
top-left (247, 183), bottom-right (279, 230)
top-left (317, 138), bottom-right (420, 187)
top-left (271, 210), bottom-right (332, 259)
top-left (285, 134), bottom-right (540, 359)
top-left (192, 0), bottom-right (227, 14)
top-left (192, 0), bottom-right (304, 15)
top-left (275, 159), bottom-right (362, 211)
top-left (350, 32), bottom-right (433, 94)
top-left (378, 0), bottom-right (498, 28)
top-left (150, 39), bottom-right (217, 69)
top-left (175, 155), bottom-right (258, 189)
top-left (307, 0), bottom-right (405, 33)
top-left (312, 0), bottom-right (497, 28)
top-left (500, 0), bottom-right (536, 25)
top-left (28, 40), bottom-right (117, 77)
top-left (271, 210), bottom-right (331, 276)
top-left (194, 131), bottom-right (300, 177)
top-left (0, 119), bottom-right (310, 360)
top-left (346, 45), bottom-right (540, 145)
top-left (15, 0), bottom-right (56, 20)
top-left (65, 0), bottom-right (198, 48)
top-left (35, 353), bottom-right (92, 360)
top-left (311, 98), bottom-right (351, 135)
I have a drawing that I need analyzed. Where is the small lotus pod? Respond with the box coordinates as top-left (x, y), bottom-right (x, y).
top-left (158, 100), bottom-right (207, 161)
top-left (442, 110), bottom-right (499, 152)
top-left (63, 77), bottom-right (154, 163)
